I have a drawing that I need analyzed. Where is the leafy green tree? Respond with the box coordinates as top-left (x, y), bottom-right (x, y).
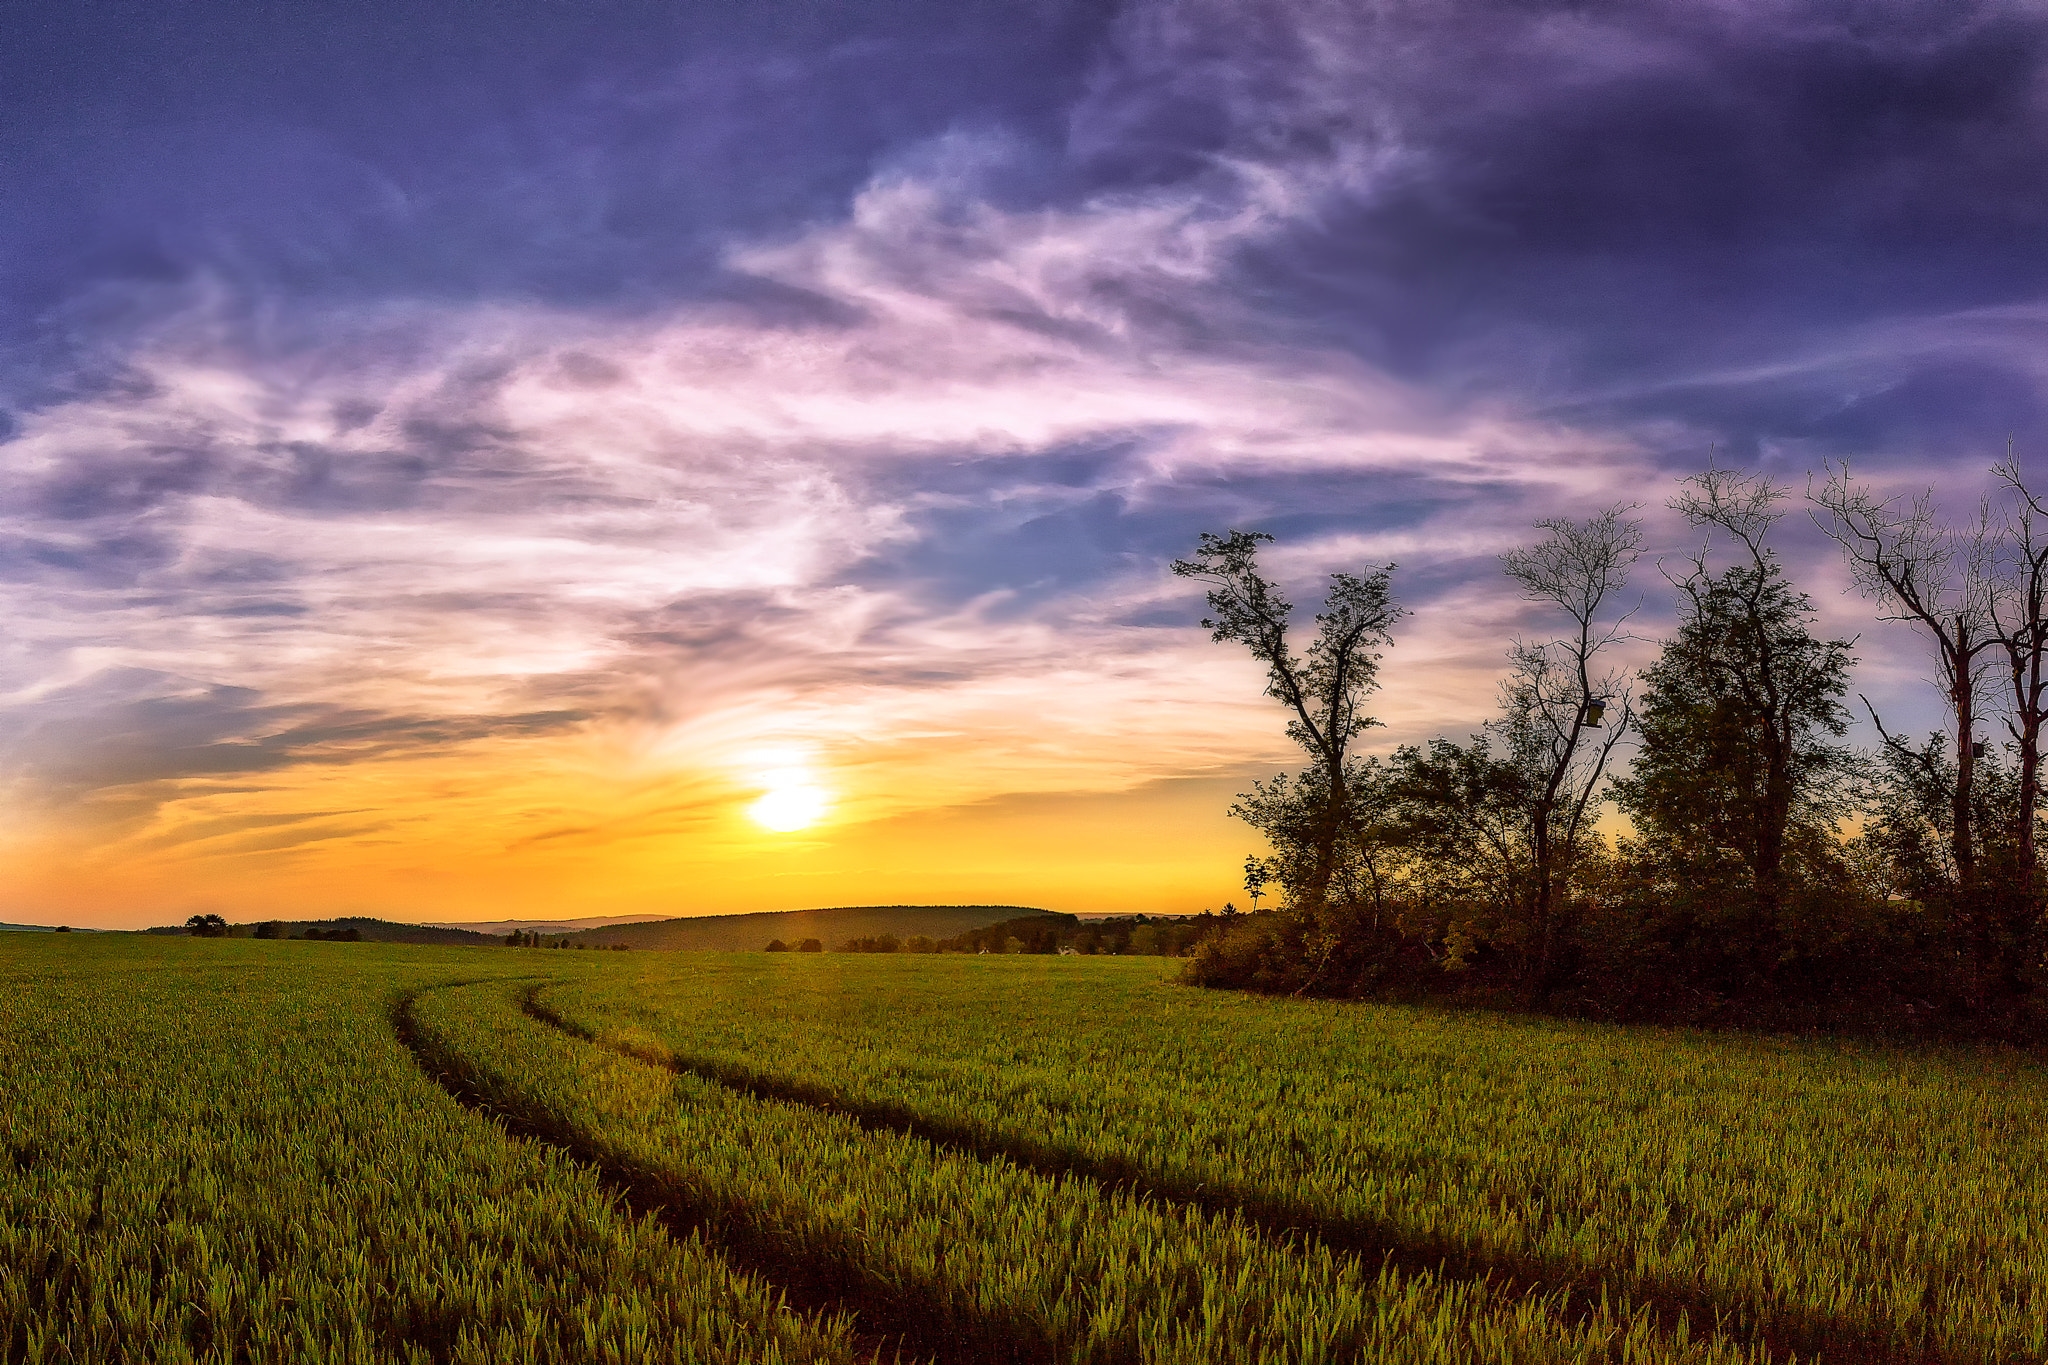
top-left (1613, 470), bottom-right (1858, 964)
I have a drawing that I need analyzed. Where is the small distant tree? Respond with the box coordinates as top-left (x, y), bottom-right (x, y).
top-left (185, 913), bottom-right (229, 938)
top-left (1242, 855), bottom-right (1270, 913)
top-left (797, 938), bottom-right (823, 953)
top-left (765, 938), bottom-right (791, 952)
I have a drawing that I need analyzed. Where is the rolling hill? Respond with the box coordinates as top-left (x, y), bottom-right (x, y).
top-left (562, 904), bottom-right (1061, 952)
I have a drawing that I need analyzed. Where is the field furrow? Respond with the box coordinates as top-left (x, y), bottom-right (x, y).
top-left (533, 954), bottom-right (2048, 1365)
top-left (407, 974), bottom-right (1767, 1365)
top-left (0, 936), bottom-right (859, 1365)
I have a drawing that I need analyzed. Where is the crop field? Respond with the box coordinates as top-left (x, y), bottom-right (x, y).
top-left (3, 937), bottom-right (2045, 1364)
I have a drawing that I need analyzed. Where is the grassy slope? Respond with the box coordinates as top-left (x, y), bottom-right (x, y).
top-left (561, 904), bottom-right (1063, 951)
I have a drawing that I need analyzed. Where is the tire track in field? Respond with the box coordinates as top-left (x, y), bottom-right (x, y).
top-left (392, 983), bottom-right (1058, 1365)
top-left (520, 983), bottom-right (2004, 1365)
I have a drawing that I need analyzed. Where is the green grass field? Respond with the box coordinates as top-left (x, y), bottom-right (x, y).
top-left (4, 935), bottom-right (2044, 1364)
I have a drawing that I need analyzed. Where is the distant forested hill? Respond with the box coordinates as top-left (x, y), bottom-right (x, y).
top-left (564, 905), bottom-right (1060, 952)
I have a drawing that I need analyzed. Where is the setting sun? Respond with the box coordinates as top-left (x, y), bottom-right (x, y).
top-left (749, 780), bottom-right (830, 832)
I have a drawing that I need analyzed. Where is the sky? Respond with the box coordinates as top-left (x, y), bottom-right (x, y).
top-left (3, 0), bottom-right (2046, 928)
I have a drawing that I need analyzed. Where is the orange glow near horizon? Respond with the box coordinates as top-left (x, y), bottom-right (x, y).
top-left (0, 727), bottom-right (1269, 929)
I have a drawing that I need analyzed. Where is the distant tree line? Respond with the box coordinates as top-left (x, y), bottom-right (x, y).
top-left (502, 931), bottom-right (630, 951)
top-left (187, 915), bottom-right (363, 942)
top-left (772, 913), bottom-right (1232, 957)
top-left (173, 915), bottom-right (630, 948)
top-left (1179, 459), bottom-right (2048, 1038)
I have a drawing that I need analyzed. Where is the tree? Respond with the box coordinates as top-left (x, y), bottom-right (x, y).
top-left (252, 921), bottom-right (284, 940)
top-left (1386, 735), bottom-right (1534, 967)
top-left (1812, 463), bottom-right (1997, 916)
top-left (1614, 471), bottom-right (1858, 970)
top-left (1172, 531), bottom-right (1402, 913)
top-left (1983, 449), bottom-right (2048, 991)
top-left (1495, 505), bottom-right (1643, 985)
top-left (1242, 855), bottom-right (1270, 913)
top-left (765, 938), bottom-right (791, 952)
top-left (185, 913), bottom-right (228, 938)
top-left (797, 938), bottom-right (823, 953)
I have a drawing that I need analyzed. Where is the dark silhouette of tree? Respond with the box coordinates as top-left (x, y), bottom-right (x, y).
top-left (1386, 735), bottom-right (1532, 967)
top-left (1813, 461), bottom-right (1999, 991)
top-left (1983, 450), bottom-right (2048, 992)
top-left (185, 913), bottom-right (228, 938)
top-left (797, 938), bottom-right (823, 953)
top-left (1495, 505), bottom-right (1642, 986)
top-left (1172, 531), bottom-right (1401, 916)
top-left (1613, 471), bottom-right (1858, 973)
top-left (252, 921), bottom-right (284, 940)
top-left (1241, 855), bottom-right (1270, 913)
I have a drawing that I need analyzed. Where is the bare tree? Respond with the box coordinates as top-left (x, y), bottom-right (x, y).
top-left (1173, 530), bottom-right (1402, 912)
top-left (1988, 447), bottom-right (2048, 905)
top-left (1812, 464), bottom-right (1998, 901)
top-left (1497, 505), bottom-right (1642, 984)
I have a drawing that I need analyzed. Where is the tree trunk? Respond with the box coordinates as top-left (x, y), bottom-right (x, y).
top-left (1953, 620), bottom-right (1978, 894)
top-left (2015, 633), bottom-right (2042, 903)
top-left (1530, 800), bottom-right (1555, 990)
top-left (1942, 619), bottom-right (1990, 1007)
top-left (1304, 753), bottom-right (1348, 912)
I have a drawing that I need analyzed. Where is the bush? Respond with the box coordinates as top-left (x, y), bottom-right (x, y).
top-left (253, 921), bottom-right (284, 940)
top-left (1181, 914), bottom-right (1312, 993)
top-left (765, 939), bottom-right (791, 953)
top-left (797, 938), bottom-right (823, 953)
